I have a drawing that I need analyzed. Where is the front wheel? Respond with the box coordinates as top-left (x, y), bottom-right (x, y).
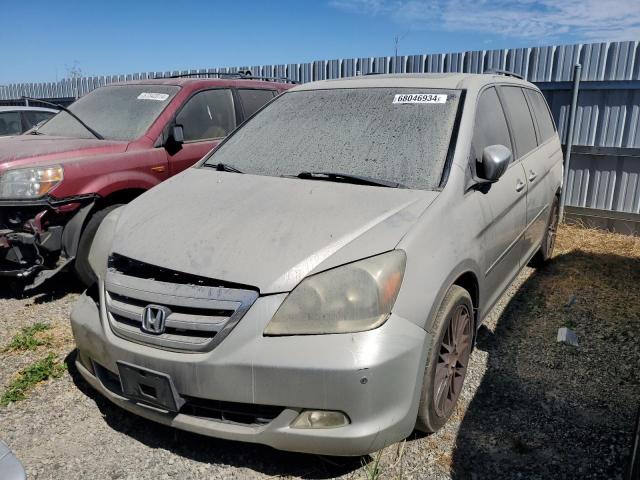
top-left (416, 285), bottom-right (474, 433)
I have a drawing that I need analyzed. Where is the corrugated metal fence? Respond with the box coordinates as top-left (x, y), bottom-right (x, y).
top-left (1, 40), bottom-right (639, 223)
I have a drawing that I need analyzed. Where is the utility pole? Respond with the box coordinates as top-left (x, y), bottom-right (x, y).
top-left (393, 31), bottom-right (409, 73)
top-left (559, 63), bottom-right (582, 223)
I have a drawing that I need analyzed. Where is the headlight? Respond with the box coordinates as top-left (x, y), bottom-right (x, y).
top-left (264, 250), bottom-right (406, 335)
top-left (0, 165), bottom-right (64, 199)
top-left (88, 207), bottom-right (123, 278)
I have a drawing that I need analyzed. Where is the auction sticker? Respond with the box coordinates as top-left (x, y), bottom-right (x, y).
top-left (137, 92), bottom-right (170, 101)
top-left (393, 93), bottom-right (447, 104)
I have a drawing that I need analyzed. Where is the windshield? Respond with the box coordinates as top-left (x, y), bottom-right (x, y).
top-left (38, 85), bottom-right (179, 141)
top-left (203, 87), bottom-right (461, 190)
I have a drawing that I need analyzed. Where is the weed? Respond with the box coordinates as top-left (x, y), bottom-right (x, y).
top-left (0, 353), bottom-right (66, 406)
top-left (362, 448), bottom-right (384, 480)
top-left (5, 323), bottom-right (51, 351)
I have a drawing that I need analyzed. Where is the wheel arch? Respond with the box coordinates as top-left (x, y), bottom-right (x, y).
top-left (452, 271), bottom-right (480, 318)
top-left (94, 188), bottom-right (146, 210)
top-left (418, 261), bottom-right (482, 334)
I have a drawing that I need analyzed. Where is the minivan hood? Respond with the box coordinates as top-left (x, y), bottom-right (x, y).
top-left (0, 135), bottom-right (127, 169)
top-left (113, 168), bottom-right (439, 293)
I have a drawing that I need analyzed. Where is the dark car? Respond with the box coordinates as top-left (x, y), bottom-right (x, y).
top-left (0, 76), bottom-right (292, 289)
top-left (0, 106), bottom-right (57, 137)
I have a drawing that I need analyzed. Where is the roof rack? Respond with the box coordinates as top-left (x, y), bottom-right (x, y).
top-left (483, 69), bottom-right (524, 80)
top-left (167, 71), bottom-right (299, 84)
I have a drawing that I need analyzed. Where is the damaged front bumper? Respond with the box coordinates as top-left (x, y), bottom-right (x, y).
top-left (0, 195), bottom-right (95, 286)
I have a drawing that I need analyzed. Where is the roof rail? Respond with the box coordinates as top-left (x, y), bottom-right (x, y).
top-left (484, 69), bottom-right (524, 80)
top-left (167, 71), bottom-right (299, 84)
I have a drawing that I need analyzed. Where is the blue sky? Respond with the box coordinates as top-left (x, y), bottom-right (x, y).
top-left (1, 0), bottom-right (638, 84)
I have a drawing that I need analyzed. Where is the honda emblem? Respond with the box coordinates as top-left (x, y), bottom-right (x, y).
top-left (141, 305), bottom-right (170, 334)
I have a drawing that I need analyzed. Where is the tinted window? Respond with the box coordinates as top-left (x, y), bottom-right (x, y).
top-left (176, 89), bottom-right (236, 142)
top-left (238, 89), bottom-right (275, 118)
top-left (24, 111), bottom-right (55, 129)
top-left (525, 89), bottom-right (556, 142)
top-left (205, 88), bottom-right (461, 191)
top-left (500, 86), bottom-right (537, 158)
top-left (0, 112), bottom-right (22, 136)
top-left (38, 85), bottom-right (179, 141)
top-left (472, 87), bottom-right (513, 163)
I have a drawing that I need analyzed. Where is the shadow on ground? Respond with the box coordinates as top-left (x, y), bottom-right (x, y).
top-left (60, 250), bottom-right (639, 479)
top-left (0, 271), bottom-right (83, 302)
top-left (450, 251), bottom-right (640, 479)
top-left (65, 351), bottom-right (365, 479)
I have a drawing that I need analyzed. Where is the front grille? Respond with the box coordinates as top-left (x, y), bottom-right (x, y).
top-left (103, 262), bottom-right (258, 353)
top-left (180, 396), bottom-right (284, 425)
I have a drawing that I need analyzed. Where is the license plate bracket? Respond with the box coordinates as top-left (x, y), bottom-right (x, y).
top-left (117, 361), bottom-right (185, 412)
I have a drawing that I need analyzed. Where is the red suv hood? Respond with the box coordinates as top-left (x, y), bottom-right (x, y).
top-left (0, 135), bottom-right (128, 171)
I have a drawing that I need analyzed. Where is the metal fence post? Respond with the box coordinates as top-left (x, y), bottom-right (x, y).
top-left (559, 63), bottom-right (582, 223)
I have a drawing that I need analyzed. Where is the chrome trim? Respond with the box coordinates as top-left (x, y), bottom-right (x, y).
top-left (104, 270), bottom-right (258, 353)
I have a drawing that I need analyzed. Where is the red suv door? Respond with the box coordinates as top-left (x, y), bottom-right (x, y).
top-left (168, 88), bottom-right (238, 175)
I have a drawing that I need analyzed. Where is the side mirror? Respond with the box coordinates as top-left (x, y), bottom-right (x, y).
top-left (165, 124), bottom-right (184, 155)
top-left (170, 124), bottom-right (184, 144)
top-left (477, 144), bottom-right (512, 183)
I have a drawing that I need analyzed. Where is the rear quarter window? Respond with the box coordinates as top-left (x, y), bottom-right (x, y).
top-left (500, 86), bottom-right (537, 158)
top-left (525, 89), bottom-right (556, 143)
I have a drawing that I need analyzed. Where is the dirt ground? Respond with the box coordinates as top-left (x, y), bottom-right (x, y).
top-left (0, 225), bottom-right (638, 479)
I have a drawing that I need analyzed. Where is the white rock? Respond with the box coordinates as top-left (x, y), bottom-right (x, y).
top-left (557, 327), bottom-right (579, 347)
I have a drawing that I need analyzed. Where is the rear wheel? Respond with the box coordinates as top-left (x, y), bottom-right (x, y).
top-left (530, 195), bottom-right (559, 268)
top-left (74, 205), bottom-right (122, 287)
top-left (416, 285), bottom-right (474, 433)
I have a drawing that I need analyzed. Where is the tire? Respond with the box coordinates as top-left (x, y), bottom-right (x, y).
top-left (529, 195), bottom-right (559, 268)
top-left (416, 285), bottom-right (474, 433)
top-left (74, 205), bottom-right (122, 287)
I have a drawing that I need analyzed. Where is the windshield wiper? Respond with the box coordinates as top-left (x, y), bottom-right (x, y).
top-left (297, 171), bottom-right (406, 188)
top-left (203, 163), bottom-right (243, 173)
top-left (21, 96), bottom-right (104, 140)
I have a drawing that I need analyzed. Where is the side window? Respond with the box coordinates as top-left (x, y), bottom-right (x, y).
top-left (525, 89), bottom-right (556, 143)
top-left (24, 111), bottom-right (55, 129)
top-left (472, 87), bottom-right (513, 163)
top-left (0, 111), bottom-right (23, 135)
top-left (238, 89), bottom-right (276, 118)
top-left (500, 86), bottom-right (537, 158)
top-left (176, 89), bottom-right (236, 142)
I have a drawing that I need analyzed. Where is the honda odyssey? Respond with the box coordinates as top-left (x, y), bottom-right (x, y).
top-left (70, 72), bottom-right (563, 456)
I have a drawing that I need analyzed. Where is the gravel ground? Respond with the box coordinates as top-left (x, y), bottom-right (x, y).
top-left (0, 227), bottom-right (638, 479)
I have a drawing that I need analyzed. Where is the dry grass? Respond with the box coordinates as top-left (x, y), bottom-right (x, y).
top-left (545, 224), bottom-right (640, 327)
top-left (556, 223), bottom-right (640, 258)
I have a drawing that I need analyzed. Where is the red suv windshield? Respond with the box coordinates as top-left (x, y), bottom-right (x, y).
top-left (38, 84), bottom-right (180, 141)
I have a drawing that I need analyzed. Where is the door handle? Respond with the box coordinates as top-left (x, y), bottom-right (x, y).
top-left (515, 180), bottom-right (526, 192)
top-left (528, 170), bottom-right (537, 182)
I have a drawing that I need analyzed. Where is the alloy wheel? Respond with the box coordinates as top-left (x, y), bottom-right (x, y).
top-left (433, 304), bottom-right (473, 418)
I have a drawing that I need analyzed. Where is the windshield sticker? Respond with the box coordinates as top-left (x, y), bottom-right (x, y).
top-left (137, 92), bottom-right (170, 101)
top-left (393, 94), bottom-right (447, 104)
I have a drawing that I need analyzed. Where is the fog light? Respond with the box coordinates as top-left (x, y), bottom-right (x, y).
top-left (290, 410), bottom-right (350, 429)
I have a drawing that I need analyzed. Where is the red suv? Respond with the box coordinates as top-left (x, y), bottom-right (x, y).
top-left (0, 76), bottom-right (292, 289)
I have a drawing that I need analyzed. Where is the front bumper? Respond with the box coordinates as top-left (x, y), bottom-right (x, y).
top-left (70, 290), bottom-right (429, 456)
top-left (0, 195), bottom-right (94, 284)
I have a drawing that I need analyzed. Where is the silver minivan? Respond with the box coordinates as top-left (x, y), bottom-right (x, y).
top-left (70, 73), bottom-right (563, 456)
